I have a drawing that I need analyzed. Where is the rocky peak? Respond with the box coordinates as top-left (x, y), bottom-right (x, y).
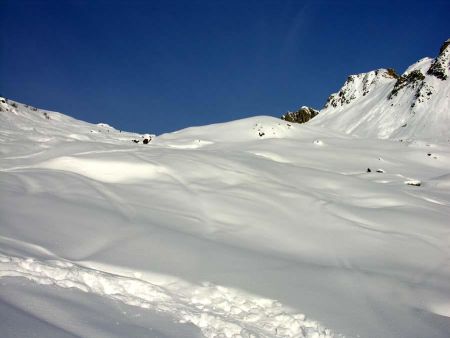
top-left (281, 106), bottom-right (319, 124)
top-left (324, 69), bottom-right (396, 109)
top-left (427, 38), bottom-right (450, 80)
top-left (307, 39), bottom-right (450, 140)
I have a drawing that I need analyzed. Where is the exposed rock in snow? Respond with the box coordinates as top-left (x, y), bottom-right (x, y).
top-left (388, 69), bottom-right (426, 99)
top-left (404, 179), bottom-right (422, 186)
top-left (427, 39), bottom-right (450, 80)
top-left (281, 106), bottom-right (319, 124)
top-left (324, 69), bottom-right (397, 109)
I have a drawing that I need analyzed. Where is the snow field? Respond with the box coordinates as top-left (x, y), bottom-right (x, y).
top-left (1, 98), bottom-right (450, 337)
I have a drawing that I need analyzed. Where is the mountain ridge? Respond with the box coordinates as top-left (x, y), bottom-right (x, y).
top-left (2, 39), bottom-right (449, 142)
top-left (308, 39), bottom-right (450, 140)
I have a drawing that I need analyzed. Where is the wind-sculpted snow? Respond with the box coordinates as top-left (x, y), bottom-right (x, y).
top-left (1, 98), bottom-right (450, 337)
top-left (0, 254), bottom-right (335, 338)
top-left (36, 156), bottom-right (169, 183)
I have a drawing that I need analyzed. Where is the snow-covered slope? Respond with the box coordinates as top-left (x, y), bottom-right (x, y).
top-left (1, 97), bottom-right (450, 338)
top-left (310, 39), bottom-right (450, 140)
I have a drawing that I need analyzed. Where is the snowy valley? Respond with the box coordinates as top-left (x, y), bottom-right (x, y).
top-left (1, 39), bottom-right (450, 338)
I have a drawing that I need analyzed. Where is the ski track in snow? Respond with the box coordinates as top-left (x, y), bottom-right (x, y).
top-left (0, 254), bottom-right (337, 338)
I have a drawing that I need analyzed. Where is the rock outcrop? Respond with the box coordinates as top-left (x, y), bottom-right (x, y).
top-left (281, 106), bottom-right (319, 124)
top-left (427, 39), bottom-right (450, 80)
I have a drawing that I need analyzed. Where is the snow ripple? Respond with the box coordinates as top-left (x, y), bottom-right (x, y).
top-left (0, 254), bottom-right (337, 338)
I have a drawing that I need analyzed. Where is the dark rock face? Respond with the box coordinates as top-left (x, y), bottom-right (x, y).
top-left (388, 70), bottom-right (426, 99)
top-left (427, 39), bottom-right (450, 80)
top-left (388, 67), bottom-right (436, 108)
top-left (325, 76), bottom-right (357, 108)
top-left (281, 106), bottom-right (319, 124)
top-left (438, 39), bottom-right (450, 55)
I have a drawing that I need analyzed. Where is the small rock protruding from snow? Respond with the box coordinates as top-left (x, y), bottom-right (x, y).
top-left (142, 133), bottom-right (154, 144)
top-left (0, 97), bottom-right (6, 112)
top-left (131, 134), bottom-right (153, 144)
top-left (405, 180), bottom-right (421, 187)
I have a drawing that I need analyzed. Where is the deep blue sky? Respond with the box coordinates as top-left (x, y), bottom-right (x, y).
top-left (1, 0), bottom-right (449, 134)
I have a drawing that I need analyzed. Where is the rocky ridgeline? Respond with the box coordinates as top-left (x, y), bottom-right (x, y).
top-left (321, 39), bottom-right (449, 112)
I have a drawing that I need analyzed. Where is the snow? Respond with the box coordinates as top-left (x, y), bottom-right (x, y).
top-left (1, 56), bottom-right (450, 338)
top-left (0, 277), bottom-right (203, 338)
top-left (0, 255), bottom-right (333, 338)
top-left (36, 156), bottom-right (169, 183)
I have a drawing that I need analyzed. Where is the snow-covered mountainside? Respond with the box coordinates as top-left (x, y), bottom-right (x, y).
top-left (1, 96), bottom-right (450, 338)
top-left (310, 39), bottom-right (450, 140)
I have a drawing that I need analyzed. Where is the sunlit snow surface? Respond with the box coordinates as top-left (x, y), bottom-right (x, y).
top-left (1, 99), bottom-right (450, 337)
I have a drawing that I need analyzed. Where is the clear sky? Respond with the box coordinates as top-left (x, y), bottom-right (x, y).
top-left (1, 0), bottom-right (449, 134)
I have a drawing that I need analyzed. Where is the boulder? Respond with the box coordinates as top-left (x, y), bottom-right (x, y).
top-left (281, 106), bottom-right (319, 124)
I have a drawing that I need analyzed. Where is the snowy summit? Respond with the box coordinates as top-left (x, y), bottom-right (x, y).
top-left (310, 39), bottom-right (450, 140)
top-left (1, 39), bottom-right (450, 338)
